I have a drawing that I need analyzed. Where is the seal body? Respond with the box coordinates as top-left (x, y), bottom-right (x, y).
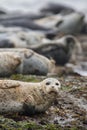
top-left (32, 35), bottom-right (82, 65)
top-left (0, 12), bottom-right (49, 21)
top-left (35, 12), bottom-right (84, 34)
top-left (35, 15), bottom-right (63, 28)
top-left (0, 18), bottom-right (52, 31)
top-left (0, 30), bottom-right (46, 48)
top-left (40, 3), bottom-right (74, 14)
top-left (57, 12), bottom-right (84, 34)
top-left (0, 52), bottom-right (21, 76)
top-left (0, 78), bottom-right (61, 114)
top-left (0, 48), bottom-right (55, 75)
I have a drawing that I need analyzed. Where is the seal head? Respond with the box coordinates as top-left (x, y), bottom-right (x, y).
top-left (41, 78), bottom-right (61, 95)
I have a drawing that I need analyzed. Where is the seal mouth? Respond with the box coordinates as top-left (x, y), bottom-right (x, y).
top-left (48, 90), bottom-right (58, 95)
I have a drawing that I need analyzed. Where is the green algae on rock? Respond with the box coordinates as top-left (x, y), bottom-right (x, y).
top-left (10, 74), bottom-right (43, 82)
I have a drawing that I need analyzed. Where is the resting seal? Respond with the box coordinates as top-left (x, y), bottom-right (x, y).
top-left (0, 52), bottom-right (21, 76)
top-left (40, 3), bottom-right (74, 14)
top-left (0, 49), bottom-right (55, 76)
top-left (0, 78), bottom-right (61, 114)
top-left (32, 35), bottom-right (82, 65)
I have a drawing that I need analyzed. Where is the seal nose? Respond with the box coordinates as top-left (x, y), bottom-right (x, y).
top-left (52, 86), bottom-right (55, 89)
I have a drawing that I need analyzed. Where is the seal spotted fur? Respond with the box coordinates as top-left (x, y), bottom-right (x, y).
top-left (0, 78), bottom-right (61, 114)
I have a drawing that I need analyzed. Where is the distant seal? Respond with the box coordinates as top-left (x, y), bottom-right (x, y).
top-left (36, 12), bottom-right (84, 34)
top-left (0, 49), bottom-right (55, 75)
top-left (40, 3), bottom-right (74, 14)
top-left (0, 31), bottom-right (45, 48)
top-left (35, 14), bottom-right (63, 29)
top-left (0, 52), bottom-right (21, 77)
top-left (0, 78), bottom-right (61, 114)
top-left (57, 12), bottom-right (84, 34)
top-left (0, 12), bottom-right (49, 21)
top-left (0, 28), bottom-right (56, 48)
top-left (0, 18), bottom-right (52, 31)
top-left (32, 35), bottom-right (82, 65)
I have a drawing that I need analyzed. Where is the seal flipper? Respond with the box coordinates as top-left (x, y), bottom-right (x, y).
top-left (22, 95), bottom-right (36, 115)
top-left (0, 80), bottom-right (20, 89)
top-left (23, 103), bottom-right (36, 115)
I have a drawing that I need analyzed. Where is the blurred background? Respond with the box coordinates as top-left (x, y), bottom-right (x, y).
top-left (0, 1), bottom-right (87, 129)
top-left (0, 0), bottom-right (87, 14)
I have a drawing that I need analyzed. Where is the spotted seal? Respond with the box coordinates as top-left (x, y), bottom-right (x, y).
top-left (0, 78), bottom-right (61, 114)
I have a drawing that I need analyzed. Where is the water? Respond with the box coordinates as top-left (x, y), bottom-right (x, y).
top-left (0, 0), bottom-right (87, 15)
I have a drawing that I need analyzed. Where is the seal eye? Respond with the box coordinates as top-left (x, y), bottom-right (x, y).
top-left (55, 83), bottom-right (59, 86)
top-left (46, 82), bottom-right (50, 85)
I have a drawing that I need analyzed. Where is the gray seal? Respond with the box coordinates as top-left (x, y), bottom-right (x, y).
top-left (0, 49), bottom-right (55, 76)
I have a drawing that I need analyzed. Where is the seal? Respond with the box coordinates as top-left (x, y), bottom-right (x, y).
top-left (1, 31), bottom-right (45, 48)
top-left (0, 78), bottom-right (61, 114)
top-left (40, 2), bottom-right (74, 14)
top-left (0, 29), bottom-right (56, 48)
top-left (57, 12), bottom-right (84, 34)
top-left (0, 48), bottom-right (55, 75)
top-left (36, 12), bottom-right (84, 34)
top-left (0, 52), bottom-right (21, 77)
top-left (0, 12), bottom-right (49, 21)
top-left (32, 35), bottom-right (82, 65)
top-left (0, 18), bottom-right (52, 31)
top-left (35, 14), bottom-right (63, 29)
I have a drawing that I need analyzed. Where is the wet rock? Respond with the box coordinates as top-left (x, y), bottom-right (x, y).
top-left (66, 61), bottom-right (87, 76)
